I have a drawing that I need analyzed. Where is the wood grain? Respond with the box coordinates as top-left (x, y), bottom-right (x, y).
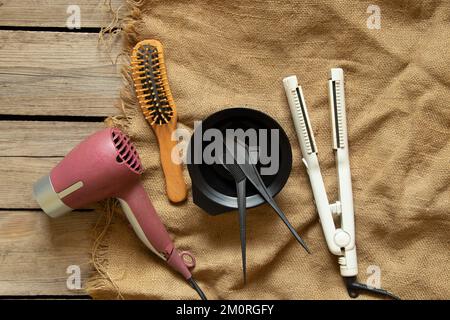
top-left (0, 121), bottom-right (104, 157)
top-left (0, 122), bottom-right (106, 295)
top-left (0, 0), bottom-right (124, 28)
top-left (0, 30), bottom-right (122, 116)
top-left (0, 0), bottom-right (126, 296)
top-left (0, 155), bottom-right (101, 210)
top-left (0, 156), bottom-right (62, 209)
top-left (0, 210), bottom-right (96, 295)
top-left (0, 121), bottom-right (107, 208)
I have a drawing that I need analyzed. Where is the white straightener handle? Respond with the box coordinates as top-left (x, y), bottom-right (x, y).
top-left (283, 69), bottom-right (357, 277)
top-left (283, 69), bottom-right (399, 299)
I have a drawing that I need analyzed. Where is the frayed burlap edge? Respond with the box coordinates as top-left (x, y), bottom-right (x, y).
top-left (86, 0), bottom-right (148, 299)
top-left (87, 199), bottom-right (124, 299)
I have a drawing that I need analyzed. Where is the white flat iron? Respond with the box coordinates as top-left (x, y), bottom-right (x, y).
top-left (283, 68), bottom-right (399, 299)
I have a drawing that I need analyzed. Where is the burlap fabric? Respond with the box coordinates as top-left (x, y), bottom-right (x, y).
top-left (87, 0), bottom-right (450, 299)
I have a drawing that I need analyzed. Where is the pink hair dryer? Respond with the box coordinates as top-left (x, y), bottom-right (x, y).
top-left (33, 128), bottom-right (206, 299)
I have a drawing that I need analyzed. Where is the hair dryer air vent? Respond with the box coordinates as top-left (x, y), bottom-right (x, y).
top-left (112, 128), bottom-right (143, 174)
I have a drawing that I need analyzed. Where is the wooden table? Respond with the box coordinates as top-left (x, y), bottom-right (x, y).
top-left (0, 0), bottom-right (124, 298)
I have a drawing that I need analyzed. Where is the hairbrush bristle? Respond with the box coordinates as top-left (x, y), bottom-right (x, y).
top-left (131, 40), bottom-right (175, 126)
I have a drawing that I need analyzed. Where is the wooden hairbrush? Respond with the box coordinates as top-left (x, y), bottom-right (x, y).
top-left (131, 39), bottom-right (188, 203)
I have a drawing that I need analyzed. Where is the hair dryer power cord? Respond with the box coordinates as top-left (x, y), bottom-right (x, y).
top-left (344, 276), bottom-right (400, 300)
top-left (188, 277), bottom-right (207, 300)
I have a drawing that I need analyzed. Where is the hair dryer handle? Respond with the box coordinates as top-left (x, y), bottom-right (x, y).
top-left (117, 182), bottom-right (192, 279)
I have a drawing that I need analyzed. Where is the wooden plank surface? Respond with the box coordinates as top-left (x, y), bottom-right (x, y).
top-left (0, 0), bottom-right (124, 28)
top-left (0, 122), bottom-right (105, 294)
top-left (0, 30), bottom-right (122, 116)
top-left (0, 121), bottom-right (105, 157)
top-left (0, 210), bottom-right (97, 295)
top-left (0, 121), bottom-right (104, 209)
top-left (0, 0), bottom-right (125, 296)
top-left (0, 156), bottom-right (62, 209)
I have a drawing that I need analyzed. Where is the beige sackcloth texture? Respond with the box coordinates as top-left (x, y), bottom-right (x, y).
top-left (87, 0), bottom-right (450, 299)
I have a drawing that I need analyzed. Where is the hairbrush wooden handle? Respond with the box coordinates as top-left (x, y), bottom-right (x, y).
top-left (154, 125), bottom-right (188, 203)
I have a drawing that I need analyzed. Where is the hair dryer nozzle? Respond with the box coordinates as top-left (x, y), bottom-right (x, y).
top-left (33, 175), bottom-right (74, 218)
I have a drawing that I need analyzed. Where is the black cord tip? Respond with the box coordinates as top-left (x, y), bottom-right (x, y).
top-left (188, 277), bottom-right (207, 300)
top-left (344, 276), bottom-right (400, 300)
